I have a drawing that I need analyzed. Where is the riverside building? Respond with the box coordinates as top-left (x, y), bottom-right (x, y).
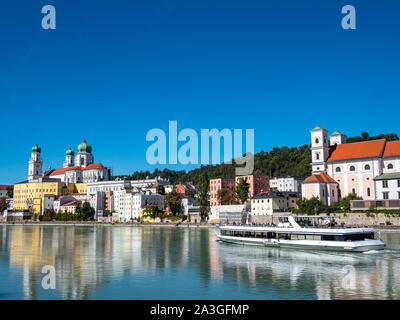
top-left (302, 126), bottom-right (400, 205)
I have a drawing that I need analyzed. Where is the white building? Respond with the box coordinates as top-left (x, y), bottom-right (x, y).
top-left (374, 173), bottom-right (400, 200)
top-left (209, 204), bottom-right (247, 223)
top-left (269, 177), bottom-right (304, 192)
top-left (118, 191), bottom-right (164, 222)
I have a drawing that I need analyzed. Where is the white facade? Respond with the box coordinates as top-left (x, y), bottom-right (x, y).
top-left (209, 204), bottom-right (246, 222)
top-left (118, 192), bottom-right (164, 222)
top-left (269, 177), bottom-right (303, 192)
top-left (374, 174), bottom-right (400, 200)
top-left (311, 127), bottom-right (329, 174)
top-left (28, 147), bottom-right (43, 181)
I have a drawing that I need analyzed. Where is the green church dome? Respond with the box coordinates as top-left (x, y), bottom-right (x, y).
top-left (66, 148), bottom-right (75, 156)
top-left (32, 144), bottom-right (41, 153)
top-left (77, 140), bottom-right (92, 154)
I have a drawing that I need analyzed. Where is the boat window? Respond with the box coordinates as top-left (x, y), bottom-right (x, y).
top-left (306, 235), bottom-right (321, 240)
top-left (322, 234), bottom-right (335, 241)
top-left (291, 234), bottom-right (305, 240)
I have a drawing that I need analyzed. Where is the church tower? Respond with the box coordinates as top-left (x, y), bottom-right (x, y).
top-left (28, 144), bottom-right (43, 181)
top-left (310, 126), bottom-right (329, 174)
top-left (63, 148), bottom-right (75, 168)
top-left (75, 140), bottom-right (94, 168)
top-left (329, 130), bottom-right (347, 146)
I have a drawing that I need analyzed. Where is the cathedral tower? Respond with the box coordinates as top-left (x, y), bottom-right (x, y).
top-left (75, 140), bottom-right (94, 168)
top-left (28, 144), bottom-right (43, 181)
top-left (63, 148), bottom-right (75, 168)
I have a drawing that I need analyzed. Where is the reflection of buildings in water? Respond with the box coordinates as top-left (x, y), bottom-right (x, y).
top-left (208, 233), bottom-right (223, 283)
top-left (6, 225), bottom-right (118, 300)
top-left (217, 243), bottom-right (400, 299)
top-left (326, 255), bottom-right (400, 300)
top-left (8, 226), bottom-right (55, 299)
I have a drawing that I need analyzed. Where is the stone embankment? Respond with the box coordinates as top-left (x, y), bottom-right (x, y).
top-left (250, 212), bottom-right (400, 229)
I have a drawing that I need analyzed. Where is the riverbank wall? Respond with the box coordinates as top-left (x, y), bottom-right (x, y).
top-left (250, 212), bottom-right (400, 228)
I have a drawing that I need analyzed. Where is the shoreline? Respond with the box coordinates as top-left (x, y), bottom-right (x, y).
top-left (0, 221), bottom-right (214, 228)
top-left (1, 221), bottom-right (400, 231)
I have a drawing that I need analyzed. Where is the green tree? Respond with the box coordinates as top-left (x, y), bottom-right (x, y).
top-left (6, 186), bottom-right (13, 198)
top-left (217, 188), bottom-right (231, 205)
top-left (164, 191), bottom-right (182, 216)
top-left (235, 177), bottom-right (250, 204)
top-left (82, 202), bottom-right (94, 221)
top-left (75, 202), bottom-right (83, 220)
top-left (295, 197), bottom-right (328, 215)
top-left (198, 172), bottom-right (210, 222)
top-left (340, 193), bottom-right (363, 212)
top-left (0, 198), bottom-right (7, 212)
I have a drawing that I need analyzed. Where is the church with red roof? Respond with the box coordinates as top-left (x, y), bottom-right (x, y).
top-left (29, 140), bottom-right (111, 184)
top-left (302, 126), bottom-right (400, 205)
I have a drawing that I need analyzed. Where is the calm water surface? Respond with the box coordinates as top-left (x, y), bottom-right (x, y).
top-left (0, 225), bottom-right (399, 300)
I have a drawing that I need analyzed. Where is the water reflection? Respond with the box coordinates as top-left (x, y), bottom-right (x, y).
top-left (0, 225), bottom-right (399, 300)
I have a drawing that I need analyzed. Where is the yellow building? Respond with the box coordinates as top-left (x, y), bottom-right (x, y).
top-left (13, 178), bottom-right (87, 214)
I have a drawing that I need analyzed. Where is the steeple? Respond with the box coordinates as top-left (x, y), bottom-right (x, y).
top-left (28, 144), bottom-right (43, 181)
top-left (310, 126), bottom-right (329, 174)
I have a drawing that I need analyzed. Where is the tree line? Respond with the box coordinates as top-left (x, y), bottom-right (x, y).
top-left (112, 131), bottom-right (398, 185)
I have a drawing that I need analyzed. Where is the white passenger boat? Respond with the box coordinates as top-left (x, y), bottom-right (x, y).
top-left (216, 215), bottom-right (385, 252)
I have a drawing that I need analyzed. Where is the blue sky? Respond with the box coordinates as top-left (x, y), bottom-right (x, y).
top-left (0, 0), bottom-right (399, 184)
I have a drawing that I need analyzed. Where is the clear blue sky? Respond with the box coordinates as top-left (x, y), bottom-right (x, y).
top-left (1, 0), bottom-right (399, 184)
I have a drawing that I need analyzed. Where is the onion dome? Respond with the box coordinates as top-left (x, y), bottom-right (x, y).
top-left (66, 148), bottom-right (75, 156)
top-left (77, 140), bottom-right (92, 154)
top-left (32, 144), bottom-right (41, 153)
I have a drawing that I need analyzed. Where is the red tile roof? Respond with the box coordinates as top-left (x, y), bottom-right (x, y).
top-left (0, 185), bottom-right (10, 190)
top-left (327, 139), bottom-right (386, 162)
top-left (383, 140), bottom-right (400, 158)
top-left (61, 200), bottom-right (82, 207)
top-left (303, 172), bottom-right (338, 184)
top-left (43, 163), bottom-right (107, 176)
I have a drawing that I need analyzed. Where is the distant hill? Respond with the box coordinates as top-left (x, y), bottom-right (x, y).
top-left (113, 131), bottom-right (399, 185)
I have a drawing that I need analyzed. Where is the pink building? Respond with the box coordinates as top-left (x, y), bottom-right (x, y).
top-left (209, 178), bottom-right (235, 206)
top-left (302, 125), bottom-right (400, 205)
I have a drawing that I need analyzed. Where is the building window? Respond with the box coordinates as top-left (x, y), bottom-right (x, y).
top-left (367, 188), bottom-right (371, 197)
top-left (383, 180), bottom-right (388, 188)
top-left (365, 164), bottom-right (370, 170)
top-left (315, 138), bottom-right (319, 144)
top-left (398, 180), bottom-right (400, 188)
top-left (316, 153), bottom-right (320, 160)
top-left (352, 188), bottom-right (356, 194)
top-left (398, 192), bottom-right (400, 200)
top-left (383, 192), bottom-right (389, 200)
top-left (349, 166), bottom-right (355, 171)
top-left (388, 163), bottom-right (394, 169)
top-left (335, 167), bottom-right (341, 172)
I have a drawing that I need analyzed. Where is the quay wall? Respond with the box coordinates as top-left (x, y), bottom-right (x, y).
top-left (249, 213), bottom-right (400, 227)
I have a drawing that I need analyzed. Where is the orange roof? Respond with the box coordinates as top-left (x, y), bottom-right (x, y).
top-left (303, 172), bottom-right (338, 184)
top-left (0, 185), bottom-right (10, 190)
top-left (327, 139), bottom-right (386, 161)
top-left (383, 140), bottom-right (400, 158)
top-left (43, 163), bottom-right (107, 176)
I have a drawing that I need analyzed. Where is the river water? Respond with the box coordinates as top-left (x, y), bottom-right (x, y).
top-left (0, 225), bottom-right (399, 300)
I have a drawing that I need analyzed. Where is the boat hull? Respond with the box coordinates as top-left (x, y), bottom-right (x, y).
top-left (216, 233), bottom-right (385, 252)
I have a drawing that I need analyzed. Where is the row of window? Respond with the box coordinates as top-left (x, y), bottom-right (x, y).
top-left (335, 163), bottom-right (395, 173)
